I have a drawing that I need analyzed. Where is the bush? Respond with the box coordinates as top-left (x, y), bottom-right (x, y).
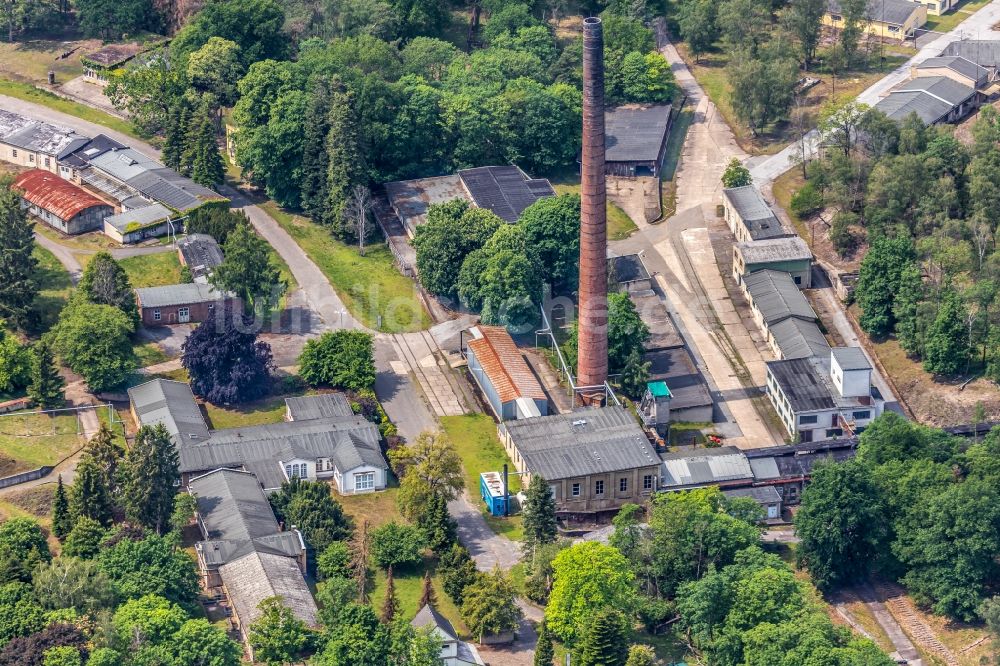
top-left (790, 182), bottom-right (823, 219)
top-left (829, 211), bottom-right (859, 257)
top-left (369, 522), bottom-right (424, 571)
top-left (298, 330), bottom-right (375, 392)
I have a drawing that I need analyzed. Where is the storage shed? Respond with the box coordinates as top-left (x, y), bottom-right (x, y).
top-left (135, 283), bottom-right (232, 326)
top-left (464, 325), bottom-right (548, 421)
top-left (13, 169), bottom-right (112, 234)
top-left (604, 104), bottom-right (672, 177)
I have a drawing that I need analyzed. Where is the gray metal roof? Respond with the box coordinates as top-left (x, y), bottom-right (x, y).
top-left (605, 104), bottom-right (671, 163)
top-left (891, 75), bottom-right (975, 106)
top-left (827, 0), bottom-right (922, 25)
top-left (916, 56), bottom-right (987, 85)
top-left (723, 186), bottom-right (787, 240)
top-left (749, 456), bottom-right (781, 480)
top-left (180, 417), bottom-right (385, 490)
top-left (722, 485), bottom-right (782, 504)
top-left (178, 234), bottom-right (224, 282)
top-left (0, 109), bottom-right (89, 158)
top-left (644, 347), bottom-right (714, 410)
top-left (87, 148), bottom-right (225, 212)
top-left (831, 346), bottom-right (871, 371)
top-left (629, 290), bottom-right (684, 350)
top-left (412, 604), bottom-right (458, 642)
top-left (104, 203), bottom-right (174, 232)
top-left (458, 165), bottom-right (554, 223)
top-left (770, 318), bottom-right (830, 360)
top-left (189, 468), bottom-right (280, 542)
top-left (766, 357), bottom-right (836, 412)
top-left (285, 394), bottom-right (354, 421)
top-left (737, 237), bottom-right (812, 265)
top-left (661, 445), bottom-right (754, 489)
top-left (128, 378), bottom-right (211, 445)
top-left (873, 90), bottom-right (953, 124)
top-left (219, 550), bottom-right (318, 628)
top-left (744, 270), bottom-right (817, 325)
top-left (941, 40), bottom-right (1000, 69)
top-left (504, 406), bottom-right (660, 480)
top-left (135, 282), bottom-right (226, 308)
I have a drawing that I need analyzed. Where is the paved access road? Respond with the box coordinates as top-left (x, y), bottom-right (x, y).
top-left (749, 0), bottom-right (1000, 184)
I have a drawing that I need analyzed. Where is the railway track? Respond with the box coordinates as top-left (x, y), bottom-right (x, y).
top-left (873, 581), bottom-right (958, 666)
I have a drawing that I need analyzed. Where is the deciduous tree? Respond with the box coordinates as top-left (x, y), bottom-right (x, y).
top-left (721, 158), bottom-right (752, 188)
top-left (97, 535), bottom-right (199, 609)
top-left (248, 596), bottom-right (311, 666)
top-left (298, 330), bottom-right (375, 391)
top-left (181, 305), bottom-right (273, 404)
top-left (389, 431), bottom-right (464, 522)
top-left (49, 299), bottom-right (135, 393)
top-left (32, 557), bottom-right (114, 613)
top-left (461, 568), bottom-right (522, 642)
top-left (370, 522), bottom-right (425, 570)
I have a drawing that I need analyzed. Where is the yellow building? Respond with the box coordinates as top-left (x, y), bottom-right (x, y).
top-left (824, 0), bottom-right (927, 40)
top-left (0, 109), bottom-right (88, 176)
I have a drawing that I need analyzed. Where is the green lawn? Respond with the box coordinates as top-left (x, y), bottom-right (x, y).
top-left (0, 411), bottom-right (83, 473)
top-left (200, 393), bottom-right (293, 430)
top-left (30, 244), bottom-right (73, 334)
top-left (0, 78), bottom-right (142, 140)
top-left (551, 181), bottom-right (638, 240)
top-left (35, 224), bottom-right (122, 251)
top-left (132, 341), bottom-right (171, 368)
top-left (117, 252), bottom-right (183, 288)
top-left (440, 413), bottom-right (524, 541)
top-left (370, 558), bottom-right (469, 637)
top-left (924, 0), bottom-right (992, 31)
top-left (261, 201), bottom-right (431, 333)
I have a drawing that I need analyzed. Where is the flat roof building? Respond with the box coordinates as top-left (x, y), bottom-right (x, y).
top-left (13, 168), bottom-right (113, 235)
top-left (386, 165), bottom-right (554, 236)
top-left (604, 104), bottom-right (672, 178)
top-left (500, 406), bottom-right (660, 518)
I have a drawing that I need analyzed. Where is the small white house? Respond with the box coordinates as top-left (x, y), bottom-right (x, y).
top-left (411, 604), bottom-right (486, 666)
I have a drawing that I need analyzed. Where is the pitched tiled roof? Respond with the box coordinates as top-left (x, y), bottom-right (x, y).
top-left (467, 326), bottom-right (546, 403)
top-left (13, 169), bottom-right (110, 221)
top-left (219, 550), bottom-right (318, 628)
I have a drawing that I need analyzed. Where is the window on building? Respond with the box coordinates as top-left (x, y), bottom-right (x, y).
top-left (619, 477), bottom-right (628, 493)
top-left (799, 414), bottom-right (818, 425)
top-left (28, 154), bottom-right (34, 162)
top-left (43, 157), bottom-right (50, 167)
top-left (595, 479), bottom-right (604, 495)
top-left (793, 275), bottom-right (801, 285)
top-left (831, 13), bottom-right (842, 20)
top-left (571, 482), bottom-right (581, 497)
top-left (853, 410), bottom-right (871, 420)
top-left (356, 472), bottom-right (375, 491)
top-left (826, 428), bottom-right (843, 438)
top-left (153, 309), bottom-right (161, 321)
top-left (643, 475), bottom-right (654, 491)
top-left (11, 149), bottom-right (16, 158)
top-left (178, 307), bottom-right (189, 318)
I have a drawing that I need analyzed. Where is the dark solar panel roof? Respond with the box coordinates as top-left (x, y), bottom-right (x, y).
top-left (458, 166), bottom-right (554, 223)
top-left (767, 358), bottom-right (835, 412)
top-left (605, 105), bottom-right (671, 163)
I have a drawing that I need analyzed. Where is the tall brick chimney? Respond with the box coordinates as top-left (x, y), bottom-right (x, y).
top-left (576, 16), bottom-right (608, 397)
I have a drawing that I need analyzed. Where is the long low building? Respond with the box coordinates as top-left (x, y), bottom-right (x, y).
top-left (189, 468), bottom-right (317, 661)
top-left (135, 283), bottom-right (232, 326)
top-left (824, 0), bottom-right (926, 38)
top-left (13, 169), bottom-right (113, 234)
top-left (499, 406), bottom-right (661, 519)
top-left (722, 186), bottom-right (790, 243)
top-left (463, 325), bottom-right (548, 421)
top-left (873, 74), bottom-right (981, 124)
top-left (128, 380), bottom-right (390, 495)
top-left (732, 236), bottom-right (813, 289)
top-left (0, 110), bottom-right (88, 175)
top-left (743, 269), bottom-right (824, 360)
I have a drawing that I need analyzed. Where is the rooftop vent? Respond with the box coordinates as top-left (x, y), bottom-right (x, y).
top-left (572, 419), bottom-right (588, 426)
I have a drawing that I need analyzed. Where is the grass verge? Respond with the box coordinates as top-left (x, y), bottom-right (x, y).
top-left (0, 411), bottom-right (83, 473)
top-left (551, 181), bottom-right (637, 240)
top-left (440, 413), bottom-right (523, 541)
top-left (261, 201), bottom-right (431, 333)
top-left (117, 251), bottom-right (183, 288)
top-left (30, 243), bottom-right (73, 334)
top-left (0, 77), bottom-right (141, 140)
top-left (370, 558), bottom-right (469, 636)
top-left (924, 0), bottom-right (992, 31)
top-left (132, 341), bottom-right (170, 367)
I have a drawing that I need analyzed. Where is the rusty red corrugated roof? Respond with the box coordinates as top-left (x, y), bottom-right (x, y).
top-left (13, 169), bottom-right (109, 221)
top-left (468, 325), bottom-right (546, 404)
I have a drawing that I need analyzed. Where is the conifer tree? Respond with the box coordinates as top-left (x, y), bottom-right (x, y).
top-left (419, 570), bottom-right (437, 609)
top-left (185, 101), bottom-right (225, 187)
top-left (28, 339), bottom-right (64, 409)
top-left (162, 100), bottom-right (191, 173)
top-left (0, 175), bottom-right (38, 329)
top-left (380, 566), bottom-right (400, 624)
top-left (522, 474), bottom-right (558, 563)
top-left (69, 455), bottom-right (113, 526)
top-left (577, 609), bottom-right (628, 666)
top-left (534, 620), bottom-right (555, 666)
top-left (121, 424), bottom-right (179, 535)
top-left (300, 77), bottom-right (332, 219)
top-left (85, 424), bottom-right (123, 498)
top-left (324, 88), bottom-right (365, 240)
top-left (51, 475), bottom-right (71, 541)
top-left (419, 491), bottom-right (457, 554)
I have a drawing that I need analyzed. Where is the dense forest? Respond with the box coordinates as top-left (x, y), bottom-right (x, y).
top-left (791, 103), bottom-right (1000, 381)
